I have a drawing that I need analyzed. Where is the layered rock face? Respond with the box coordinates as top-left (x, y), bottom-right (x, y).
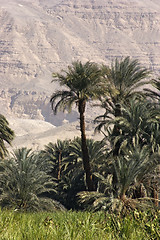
top-left (0, 88), bottom-right (79, 126)
top-left (0, 0), bottom-right (160, 126)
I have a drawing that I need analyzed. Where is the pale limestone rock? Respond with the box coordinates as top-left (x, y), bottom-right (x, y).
top-left (0, 0), bottom-right (159, 149)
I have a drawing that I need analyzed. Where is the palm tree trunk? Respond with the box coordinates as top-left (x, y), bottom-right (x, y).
top-left (112, 103), bottom-right (122, 155)
top-left (153, 185), bottom-right (159, 207)
top-left (79, 100), bottom-right (94, 191)
top-left (120, 188), bottom-right (126, 201)
top-left (57, 151), bottom-right (61, 180)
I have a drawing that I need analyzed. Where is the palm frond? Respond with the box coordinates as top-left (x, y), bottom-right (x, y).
top-left (0, 114), bottom-right (14, 158)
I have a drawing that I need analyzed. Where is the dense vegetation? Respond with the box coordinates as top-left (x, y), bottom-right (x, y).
top-left (0, 57), bottom-right (160, 237)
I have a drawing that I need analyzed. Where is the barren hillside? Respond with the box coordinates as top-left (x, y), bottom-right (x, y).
top-left (0, 0), bottom-right (160, 149)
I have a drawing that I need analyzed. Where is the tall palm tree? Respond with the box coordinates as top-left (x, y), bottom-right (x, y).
top-left (0, 114), bottom-right (14, 159)
top-left (50, 61), bottom-right (106, 191)
top-left (95, 57), bottom-right (151, 133)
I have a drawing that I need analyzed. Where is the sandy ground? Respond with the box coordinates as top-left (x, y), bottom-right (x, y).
top-left (7, 118), bottom-right (103, 152)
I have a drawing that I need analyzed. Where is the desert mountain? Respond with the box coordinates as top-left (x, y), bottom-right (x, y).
top-left (0, 0), bottom-right (160, 149)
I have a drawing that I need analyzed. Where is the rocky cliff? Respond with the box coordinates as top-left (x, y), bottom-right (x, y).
top-left (0, 0), bottom-right (160, 147)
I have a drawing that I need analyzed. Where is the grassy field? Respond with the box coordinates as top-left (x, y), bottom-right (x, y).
top-left (0, 209), bottom-right (159, 240)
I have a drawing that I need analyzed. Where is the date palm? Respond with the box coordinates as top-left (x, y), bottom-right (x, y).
top-left (0, 114), bottom-right (14, 159)
top-left (78, 146), bottom-right (160, 213)
top-left (42, 140), bottom-right (71, 180)
top-left (69, 137), bottom-right (107, 173)
top-left (95, 57), bottom-right (151, 133)
top-left (0, 148), bottom-right (65, 211)
top-left (104, 56), bottom-right (150, 106)
top-left (113, 146), bottom-right (157, 200)
top-left (43, 138), bottom-right (85, 209)
top-left (50, 61), bottom-right (106, 191)
top-left (106, 98), bottom-right (160, 155)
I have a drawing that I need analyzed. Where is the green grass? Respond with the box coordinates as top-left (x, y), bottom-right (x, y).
top-left (0, 209), bottom-right (159, 240)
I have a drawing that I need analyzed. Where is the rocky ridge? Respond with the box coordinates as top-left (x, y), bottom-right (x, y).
top-left (0, 0), bottom-right (160, 149)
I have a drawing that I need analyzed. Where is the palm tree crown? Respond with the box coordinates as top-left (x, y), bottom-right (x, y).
top-left (103, 56), bottom-right (151, 105)
top-left (42, 140), bottom-right (71, 180)
top-left (50, 61), bottom-right (106, 191)
top-left (50, 61), bottom-right (106, 113)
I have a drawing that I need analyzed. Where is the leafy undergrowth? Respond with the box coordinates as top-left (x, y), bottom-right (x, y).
top-left (0, 209), bottom-right (159, 240)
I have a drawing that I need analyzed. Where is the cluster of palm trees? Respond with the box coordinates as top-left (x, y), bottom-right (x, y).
top-left (50, 57), bottom-right (160, 211)
top-left (0, 56), bottom-right (160, 212)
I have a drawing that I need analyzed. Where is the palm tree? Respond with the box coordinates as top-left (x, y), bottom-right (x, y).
top-left (105, 98), bottom-right (160, 155)
top-left (77, 145), bottom-right (160, 213)
top-left (0, 148), bottom-right (65, 211)
top-left (69, 137), bottom-right (107, 173)
top-left (106, 98), bottom-right (160, 205)
top-left (95, 57), bottom-right (151, 133)
top-left (0, 114), bottom-right (14, 158)
top-left (104, 56), bottom-right (150, 106)
top-left (50, 61), bottom-right (106, 191)
top-left (113, 146), bottom-right (156, 200)
top-left (42, 140), bottom-right (71, 180)
top-left (43, 139), bottom-right (85, 209)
